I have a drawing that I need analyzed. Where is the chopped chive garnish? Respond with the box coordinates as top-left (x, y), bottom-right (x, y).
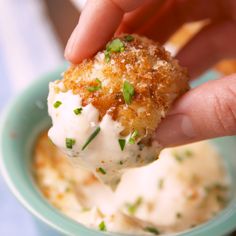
top-left (119, 160), bottom-right (123, 165)
top-left (65, 187), bottom-right (71, 192)
top-left (87, 78), bottom-right (102, 92)
top-left (126, 196), bottom-right (142, 215)
top-left (74, 107), bottom-right (83, 115)
top-left (123, 81), bottom-right (135, 104)
top-left (106, 38), bottom-right (125, 53)
top-left (104, 50), bottom-right (111, 62)
top-left (98, 167), bottom-right (106, 175)
top-left (118, 139), bottom-right (126, 151)
top-left (124, 35), bottom-right (134, 42)
top-left (158, 178), bottom-right (164, 189)
top-left (173, 150), bottom-right (193, 162)
top-left (82, 207), bottom-right (90, 212)
top-left (82, 127), bottom-right (101, 150)
top-left (129, 130), bottom-right (139, 144)
top-left (98, 221), bottom-right (106, 231)
top-left (65, 138), bottom-right (76, 149)
top-left (185, 149), bottom-right (193, 157)
top-left (176, 212), bottom-right (182, 218)
top-left (173, 152), bottom-right (184, 162)
top-left (144, 226), bottom-right (160, 235)
top-left (53, 100), bottom-right (62, 108)
top-left (104, 38), bottom-right (125, 63)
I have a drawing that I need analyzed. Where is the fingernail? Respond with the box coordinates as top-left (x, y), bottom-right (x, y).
top-left (154, 114), bottom-right (196, 147)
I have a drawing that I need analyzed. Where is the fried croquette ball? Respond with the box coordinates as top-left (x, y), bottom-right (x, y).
top-left (48, 34), bottom-right (189, 189)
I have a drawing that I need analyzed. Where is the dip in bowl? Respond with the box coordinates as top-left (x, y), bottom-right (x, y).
top-left (1, 66), bottom-right (236, 236)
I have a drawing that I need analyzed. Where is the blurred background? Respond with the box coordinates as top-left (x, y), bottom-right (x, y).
top-left (0, 0), bottom-right (236, 235)
top-left (0, 1), bottom-right (82, 235)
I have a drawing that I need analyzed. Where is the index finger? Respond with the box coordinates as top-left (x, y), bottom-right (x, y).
top-left (65, 0), bottom-right (145, 64)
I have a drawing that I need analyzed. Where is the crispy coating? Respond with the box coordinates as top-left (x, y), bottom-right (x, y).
top-left (62, 34), bottom-right (189, 138)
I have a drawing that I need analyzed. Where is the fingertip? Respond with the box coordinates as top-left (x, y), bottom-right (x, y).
top-left (64, 44), bottom-right (96, 64)
top-left (64, 24), bottom-right (96, 64)
top-left (155, 114), bottom-right (196, 147)
top-left (64, 44), bottom-right (77, 64)
top-left (155, 75), bottom-right (236, 147)
top-left (64, 46), bottom-right (83, 64)
top-left (64, 0), bottom-right (126, 64)
top-left (64, 50), bottom-right (81, 64)
top-left (64, 24), bottom-right (82, 63)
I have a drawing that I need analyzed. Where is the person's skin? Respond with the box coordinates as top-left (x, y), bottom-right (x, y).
top-left (65, 0), bottom-right (236, 147)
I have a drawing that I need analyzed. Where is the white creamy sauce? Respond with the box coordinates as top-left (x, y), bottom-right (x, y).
top-left (48, 83), bottom-right (161, 188)
top-left (80, 142), bottom-right (228, 231)
top-left (34, 137), bottom-right (229, 235)
top-left (45, 81), bottom-right (229, 235)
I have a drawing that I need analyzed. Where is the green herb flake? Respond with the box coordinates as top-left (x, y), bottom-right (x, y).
top-left (73, 107), bottom-right (83, 115)
top-left (158, 178), bottom-right (164, 189)
top-left (119, 160), bottom-right (123, 165)
top-left (126, 196), bottom-right (142, 215)
top-left (173, 149), bottom-right (194, 162)
top-left (173, 152), bottom-right (184, 163)
top-left (104, 50), bottom-right (111, 62)
top-left (104, 38), bottom-right (125, 63)
top-left (65, 138), bottom-right (76, 149)
top-left (65, 187), bottom-right (71, 193)
top-left (124, 35), bottom-right (134, 42)
top-left (81, 207), bottom-right (90, 212)
top-left (98, 221), bottom-right (107, 231)
top-left (98, 167), bottom-right (106, 175)
top-left (185, 149), bottom-right (193, 157)
top-left (118, 139), bottom-right (126, 151)
top-left (128, 130), bottom-right (139, 144)
top-left (143, 226), bottom-right (160, 235)
top-left (87, 78), bottom-right (102, 92)
top-left (53, 100), bottom-right (62, 108)
top-left (106, 38), bottom-right (125, 53)
top-left (176, 212), bottom-right (182, 219)
top-left (82, 127), bottom-right (101, 150)
top-left (48, 137), bottom-right (54, 145)
top-left (123, 81), bottom-right (135, 104)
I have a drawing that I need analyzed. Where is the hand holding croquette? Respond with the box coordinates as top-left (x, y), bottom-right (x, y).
top-left (65, 0), bottom-right (236, 146)
top-left (48, 34), bottom-right (188, 188)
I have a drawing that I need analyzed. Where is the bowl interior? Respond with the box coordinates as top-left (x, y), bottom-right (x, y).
top-left (1, 66), bottom-right (236, 236)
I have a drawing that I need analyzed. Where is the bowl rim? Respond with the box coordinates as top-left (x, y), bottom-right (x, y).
top-left (1, 67), bottom-right (236, 236)
top-left (0, 68), bottom-right (69, 235)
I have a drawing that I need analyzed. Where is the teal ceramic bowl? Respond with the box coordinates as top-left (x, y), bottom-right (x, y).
top-left (1, 66), bottom-right (236, 236)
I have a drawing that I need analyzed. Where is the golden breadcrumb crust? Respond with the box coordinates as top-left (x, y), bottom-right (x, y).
top-left (62, 34), bottom-right (189, 138)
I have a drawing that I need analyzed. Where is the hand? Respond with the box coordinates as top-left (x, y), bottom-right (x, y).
top-left (65, 0), bottom-right (236, 147)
